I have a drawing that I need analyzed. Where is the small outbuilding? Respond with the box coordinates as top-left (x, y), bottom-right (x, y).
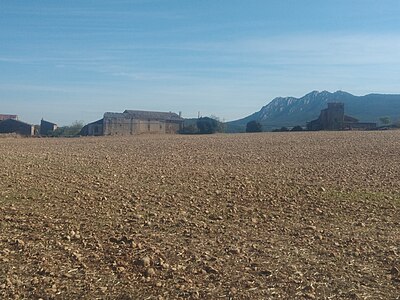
top-left (0, 119), bottom-right (35, 136)
top-left (40, 119), bottom-right (58, 136)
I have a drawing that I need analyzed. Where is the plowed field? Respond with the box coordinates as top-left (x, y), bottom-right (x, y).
top-left (1, 132), bottom-right (399, 299)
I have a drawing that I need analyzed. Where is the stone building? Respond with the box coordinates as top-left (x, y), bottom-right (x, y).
top-left (40, 119), bottom-right (58, 136)
top-left (307, 103), bottom-right (376, 131)
top-left (81, 110), bottom-right (184, 136)
top-left (0, 119), bottom-right (35, 136)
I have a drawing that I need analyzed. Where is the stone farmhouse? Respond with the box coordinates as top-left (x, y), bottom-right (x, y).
top-left (307, 103), bottom-right (376, 131)
top-left (81, 110), bottom-right (184, 136)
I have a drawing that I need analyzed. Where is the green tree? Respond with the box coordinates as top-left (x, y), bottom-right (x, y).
top-left (180, 124), bottom-right (198, 134)
top-left (291, 125), bottom-right (303, 132)
top-left (272, 127), bottom-right (289, 132)
top-left (196, 117), bottom-right (219, 134)
top-left (280, 126), bottom-right (289, 132)
top-left (379, 116), bottom-right (391, 125)
top-left (210, 115), bottom-right (226, 133)
top-left (53, 121), bottom-right (84, 137)
top-left (246, 120), bottom-right (263, 133)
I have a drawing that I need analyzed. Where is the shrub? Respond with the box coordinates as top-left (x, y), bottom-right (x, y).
top-left (246, 120), bottom-right (263, 133)
top-left (53, 121), bottom-right (84, 137)
top-left (196, 117), bottom-right (220, 134)
top-left (272, 127), bottom-right (290, 132)
top-left (379, 116), bottom-right (391, 125)
top-left (291, 125), bottom-right (303, 132)
top-left (180, 124), bottom-right (198, 134)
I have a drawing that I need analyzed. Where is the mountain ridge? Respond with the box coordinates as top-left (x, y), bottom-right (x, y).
top-left (227, 90), bottom-right (400, 132)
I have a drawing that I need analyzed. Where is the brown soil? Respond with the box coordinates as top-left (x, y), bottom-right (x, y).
top-left (1, 132), bottom-right (399, 299)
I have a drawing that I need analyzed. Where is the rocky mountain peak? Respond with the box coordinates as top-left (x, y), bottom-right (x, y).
top-left (227, 90), bottom-right (400, 132)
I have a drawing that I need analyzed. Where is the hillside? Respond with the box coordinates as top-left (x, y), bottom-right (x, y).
top-left (227, 91), bottom-right (400, 132)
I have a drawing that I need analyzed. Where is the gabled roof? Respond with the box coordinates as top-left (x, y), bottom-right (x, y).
top-left (104, 110), bottom-right (183, 121)
top-left (0, 118), bottom-right (33, 126)
top-left (41, 119), bottom-right (57, 126)
top-left (344, 115), bottom-right (359, 123)
top-left (104, 112), bottom-right (127, 119)
top-left (123, 110), bottom-right (182, 121)
top-left (89, 118), bottom-right (104, 125)
top-left (82, 118), bottom-right (103, 128)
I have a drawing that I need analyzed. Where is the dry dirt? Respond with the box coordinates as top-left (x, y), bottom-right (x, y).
top-left (0, 131), bottom-right (399, 299)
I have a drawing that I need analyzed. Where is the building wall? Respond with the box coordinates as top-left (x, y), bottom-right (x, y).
top-left (136, 120), bottom-right (166, 134)
top-left (307, 119), bottom-right (321, 131)
top-left (87, 122), bottom-right (104, 136)
top-left (103, 116), bottom-right (182, 135)
top-left (0, 119), bottom-right (34, 136)
top-left (345, 122), bottom-right (377, 130)
top-left (310, 103), bottom-right (345, 131)
top-left (325, 103), bottom-right (344, 130)
top-left (104, 117), bottom-right (134, 135)
top-left (40, 120), bottom-right (58, 135)
top-left (165, 121), bottom-right (182, 134)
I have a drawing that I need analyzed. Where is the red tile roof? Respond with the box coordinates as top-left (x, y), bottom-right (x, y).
top-left (0, 114), bottom-right (18, 121)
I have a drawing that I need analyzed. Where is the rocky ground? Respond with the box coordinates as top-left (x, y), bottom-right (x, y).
top-left (0, 131), bottom-right (399, 299)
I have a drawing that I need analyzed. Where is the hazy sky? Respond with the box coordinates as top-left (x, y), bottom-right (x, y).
top-left (1, 0), bottom-right (400, 125)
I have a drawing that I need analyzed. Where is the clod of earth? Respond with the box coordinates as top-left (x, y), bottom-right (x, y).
top-left (0, 132), bottom-right (399, 299)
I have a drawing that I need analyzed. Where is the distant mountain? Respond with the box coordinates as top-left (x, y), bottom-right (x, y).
top-left (227, 91), bottom-right (400, 132)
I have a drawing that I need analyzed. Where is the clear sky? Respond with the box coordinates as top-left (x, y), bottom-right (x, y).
top-left (1, 0), bottom-right (400, 125)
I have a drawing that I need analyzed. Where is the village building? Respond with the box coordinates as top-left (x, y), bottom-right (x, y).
top-left (307, 103), bottom-right (376, 131)
top-left (40, 119), bottom-right (58, 136)
top-left (80, 110), bottom-right (184, 136)
top-left (0, 119), bottom-right (35, 136)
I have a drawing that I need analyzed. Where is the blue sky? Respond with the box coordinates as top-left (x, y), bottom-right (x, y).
top-left (1, 0), bottom-right (400, 125)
